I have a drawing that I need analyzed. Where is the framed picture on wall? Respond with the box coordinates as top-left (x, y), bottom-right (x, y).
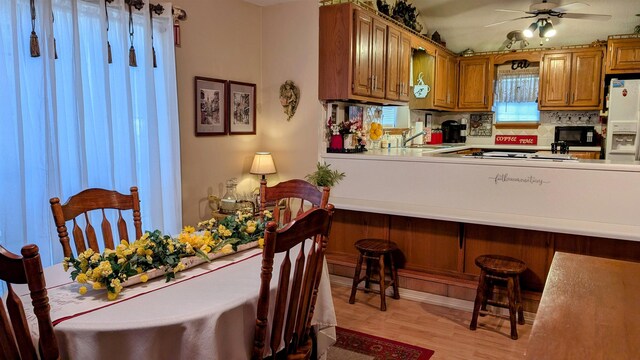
top-left (228, 81), bottom-right (256, 135)
top-left (195, 76), bottom-right (227, 135)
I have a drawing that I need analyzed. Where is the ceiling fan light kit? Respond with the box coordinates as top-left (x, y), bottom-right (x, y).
top-left (523, 18), bottom-right (556, 39)
top-left (486, 0), bottom-right (612, 45)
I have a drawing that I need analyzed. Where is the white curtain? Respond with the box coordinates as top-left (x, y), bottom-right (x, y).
top-left (494, 64), bottom-right (539, 103)
top-left (0, 0), bottom-right (181, 267)
top-left (493, 64), bottom-right (540, 122)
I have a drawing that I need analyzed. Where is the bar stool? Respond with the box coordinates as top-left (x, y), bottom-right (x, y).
top-left (348, 238), bottom-right (400, 311)
top-left (470, 254), bottom-right (527, 340)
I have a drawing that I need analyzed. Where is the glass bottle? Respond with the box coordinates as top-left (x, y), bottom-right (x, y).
top-left (220, 178), bottom-right (238, 214)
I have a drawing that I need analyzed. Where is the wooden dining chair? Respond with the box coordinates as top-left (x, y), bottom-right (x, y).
top-left (251, 205), bottom-right (335, 360)
top-left (50, 187), bottom-right (142, 258)
top-left (259, 179), bottom-right (330, 225)
top-left (0, 244), bottom-right (59, 360)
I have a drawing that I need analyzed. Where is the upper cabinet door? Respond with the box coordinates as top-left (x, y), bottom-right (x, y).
top-left (571, 49), bottom-right (603, 108)
top-left (606, 38), bottom-right (640, 74)
top-left (540, 52), bottom-right (571, 107)
top-left (433, 51), bottom-right (451, 108)
top-left (540, 48), bottom-right (604, 110)
top-left (398, 33), bottom-right (412, 101)
top-left (447, 55), bottom-right (458, 108)
top-left (370, 18), bottom-right (387, 98)
top-left (458, 57), bottom-right (491, 111)
top-left (352, 10), bottom-right (373, 97)
top-left (386, 26), bottom-right (401, 100)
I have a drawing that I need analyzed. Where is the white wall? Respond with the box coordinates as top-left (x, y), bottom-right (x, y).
top-left (261, 0), bottom-right (321, 183)
top-left (173, 0), bottom-right (320, 227)
top-left (173, 0), bottom-right (262, 226)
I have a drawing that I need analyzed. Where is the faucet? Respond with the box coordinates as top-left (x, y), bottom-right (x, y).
top-left (402, 129), bottom-right (426, 147)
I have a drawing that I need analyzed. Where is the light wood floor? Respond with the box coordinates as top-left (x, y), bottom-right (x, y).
top-left (330, 282), bottom-right (533, 360)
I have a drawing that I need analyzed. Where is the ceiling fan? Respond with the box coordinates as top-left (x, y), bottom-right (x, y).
top-left (485, 1), bottom-right (612, 28)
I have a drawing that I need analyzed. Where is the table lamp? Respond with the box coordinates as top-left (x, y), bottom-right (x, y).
top-left (250, 152), bottom-right (276, 180)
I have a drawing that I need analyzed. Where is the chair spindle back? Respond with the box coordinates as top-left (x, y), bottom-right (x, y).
top-left (251, 205), bottom-right (335, 360)
top-left (50, 187), bottom-right (142, 258)
top-left (259, 179), bottom-right (329, 226)
top-left (0, 244), bottom-right (59, 360)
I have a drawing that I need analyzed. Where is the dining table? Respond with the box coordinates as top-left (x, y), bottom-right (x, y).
top-left (525, 252), bottom-right (640, 359)
top-left (16, 240), bottom-right (337, 359)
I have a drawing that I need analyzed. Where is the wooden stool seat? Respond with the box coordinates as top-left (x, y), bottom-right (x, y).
top-left (470, 254), bottom-right (527, 340)
top-left (349, 239), bottom-right (400, 311)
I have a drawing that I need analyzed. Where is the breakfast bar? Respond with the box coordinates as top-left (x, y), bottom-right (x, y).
top-left (321, 148), bottom-right (640, 307)
top-left (323, 147), bottom-right (640, 241)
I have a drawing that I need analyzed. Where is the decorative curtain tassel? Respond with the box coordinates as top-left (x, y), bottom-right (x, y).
top-left (129, 46), bottom-right (137, 67)
top-left (152, 46), bottom-right (157, 68)
top-left (107, 41), bottom-right (112, 64)
top-left (54, 38), bottom-right (58, 59)
top-left (30, 31), bottom-right (40, 57)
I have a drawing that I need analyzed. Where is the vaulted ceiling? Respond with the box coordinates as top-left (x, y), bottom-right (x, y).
top-left (414, 0), bottom-right (639, 53)
top-left (245, 0), bottom-right (639, 54)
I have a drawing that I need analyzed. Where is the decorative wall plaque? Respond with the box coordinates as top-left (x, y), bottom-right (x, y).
top-left (469, 113), bottom-right (493, 137)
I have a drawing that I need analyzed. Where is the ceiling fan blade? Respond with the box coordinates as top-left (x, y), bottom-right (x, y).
top-left (485, 15), bottom-right (536, 28)
top-left (560, 13), bottom-right (612, 21)
top-left (495, 9), bottom-right (527, 13)
top-left (551, 2), bottom-right (588, 13)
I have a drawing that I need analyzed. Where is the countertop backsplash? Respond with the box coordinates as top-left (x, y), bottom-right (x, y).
top-left (409, 110), bottom-right (602, 147)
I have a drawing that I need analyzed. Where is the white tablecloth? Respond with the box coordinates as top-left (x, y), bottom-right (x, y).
top-left (19, 242), bottom-right (336, 359)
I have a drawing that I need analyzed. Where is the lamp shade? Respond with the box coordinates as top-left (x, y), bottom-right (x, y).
top-left (250, 152), bottom-right (276, 176)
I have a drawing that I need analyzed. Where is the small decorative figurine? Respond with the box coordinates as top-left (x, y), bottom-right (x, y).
top-left (279, 80), bottom-right (300, 121)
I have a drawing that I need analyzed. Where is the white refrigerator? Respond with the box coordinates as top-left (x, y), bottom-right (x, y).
top-left (606, 79), bottom-right (640, 161)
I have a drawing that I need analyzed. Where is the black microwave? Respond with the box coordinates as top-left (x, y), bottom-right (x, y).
top-left (554, 126), bottom-right (597, 146)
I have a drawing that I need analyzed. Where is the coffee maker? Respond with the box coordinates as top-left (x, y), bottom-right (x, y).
top-left (441, 120), bottom-right (466, 143)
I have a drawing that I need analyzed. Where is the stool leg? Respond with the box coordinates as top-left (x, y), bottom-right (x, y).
top-left (388, 252), bottom-right (400, 300)
top-left (480, 279), bottom-right (493, 317)
top-left (378, 255), bottom-right (387, 311)
top-left (515, 275), bottom-right (525, 325)
top-left (364, 256), bottom-right (372, 293)
top-left (507, 276), bottom-right (518, 340)
top-left (470, 270), bottom-right (487, 331)
top-left (349, 253), bottom-right (364, 304)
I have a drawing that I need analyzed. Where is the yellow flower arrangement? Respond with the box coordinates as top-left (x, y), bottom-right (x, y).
top-left (64, 209), bottom-right (273, 300)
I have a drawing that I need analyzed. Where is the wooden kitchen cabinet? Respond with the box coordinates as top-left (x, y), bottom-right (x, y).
top-left (321, 3), bottom-right (423, 104)
top-left (352, 9), bottom-right (386, 98)
top-left (433, 50), bottom-right (457, 109)
top-left (458, 56), bottom-right (493, 111)
top-left (606, 36), bottom-right (640, 74)
top-left (539, 48), bottom-right (604, 110)
top-left (386, 26), bottom-right (411, 101)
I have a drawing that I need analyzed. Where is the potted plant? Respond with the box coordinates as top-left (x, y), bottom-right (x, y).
top-left (305, 162), bottom-right (345, 188)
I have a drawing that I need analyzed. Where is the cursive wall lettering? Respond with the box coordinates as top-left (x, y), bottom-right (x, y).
top-left (490, 173), bottom-right (550, 186)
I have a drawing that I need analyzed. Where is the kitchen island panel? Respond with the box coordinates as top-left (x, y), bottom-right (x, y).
top-left (389, 215), bottom-right (460, 273)
top-left (326, 209), bottom-right (389, 258)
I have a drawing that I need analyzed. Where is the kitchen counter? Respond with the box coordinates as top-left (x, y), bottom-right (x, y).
top-left (325, 145), bottom-right (636, 171)
top-left (321, 146), bottom-right (640, 242)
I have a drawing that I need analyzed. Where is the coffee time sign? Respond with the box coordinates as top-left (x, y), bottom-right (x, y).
top-left (495, 135), bottom-right (538, 145)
